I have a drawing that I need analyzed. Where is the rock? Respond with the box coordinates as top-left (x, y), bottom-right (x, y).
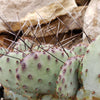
top-left (0, 0), bottom-right (77, 32)
top-left (0, 1), bottom-right (87, 49)
top-left (83, 0), bottom-right (100, 43)
top-left (0, 6), bottom-right (87, 48)
top-left (0, 0), bottom-right (77, 48)
top-left (0, 0), bottom-right (59, 33)
top-left (26, 6), bottom-right (87, 38)
top-left (5, 0), bottom-right (77, 32)
top-left (0, 0), bottom-right (59, 21)
top-left (22, 6), bottom-right (87, 49)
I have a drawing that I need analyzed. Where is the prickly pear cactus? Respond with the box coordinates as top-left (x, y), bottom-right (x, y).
top-left (71, 43), bottom-right (88, 56)
top-left (0, 52), bottom-right (31, 97)
top-left (81, 35), bottom-right (100, 98)
top-left (16, 47), bottom-right (75, 97)
top-left (14, 39), bottom-right (33, 51)
top-left (0, 51), bottom-right (36, 99)
top-left (56, 57), bottom-right (80, 99)
top-left (0, 52), bottom-right (23, 92)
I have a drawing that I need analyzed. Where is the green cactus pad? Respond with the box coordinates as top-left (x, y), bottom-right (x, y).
top-left (56, 57), bottom-right (80, 99)
top-left (71, 44), bottom-right (88, 56)
top-left (0, 52), bottom-right (35, 98)
top-left (16, 47), bottom-right (74, 96)
top-left (0, 52), bottom-right (23, 92)
top-left (82, 35), bottom-right (100, 98)
top-left (14, 39), bottom-right (33, 51)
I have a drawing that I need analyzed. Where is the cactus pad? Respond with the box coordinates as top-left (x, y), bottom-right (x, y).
top-left (71, 44), bottom-right (88, 56)
top-left (82, 35), bottom-right (100, 98)
top-left (56, 57), bottom-right (80, 99)
top-left (16, 47), bottom-right (74, 96)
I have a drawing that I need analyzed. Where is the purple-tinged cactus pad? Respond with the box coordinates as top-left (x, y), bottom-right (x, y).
top-left (16, 48), bottom-right (74, 96)
top-left (56, 57), bottom-right (80, 98)
top-left (0, 52), bottom-right (35, 98)
top-left (0, 52), bottom-right (23, 93)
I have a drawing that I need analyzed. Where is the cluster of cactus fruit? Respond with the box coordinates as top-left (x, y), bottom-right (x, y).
top-left (1, 35), bottom-right (100, 100)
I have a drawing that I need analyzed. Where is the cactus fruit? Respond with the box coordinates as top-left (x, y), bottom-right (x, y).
top-left (16, 47), bottom-right (74, 97)
top-left (14, 39), bottom-right (33, 51)
top-left (81, 35), bottom-right (100, 98)
top-left (56, 57), bottom-right (80, 99)
top-left (71, 44), bottom-right (88, 56)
